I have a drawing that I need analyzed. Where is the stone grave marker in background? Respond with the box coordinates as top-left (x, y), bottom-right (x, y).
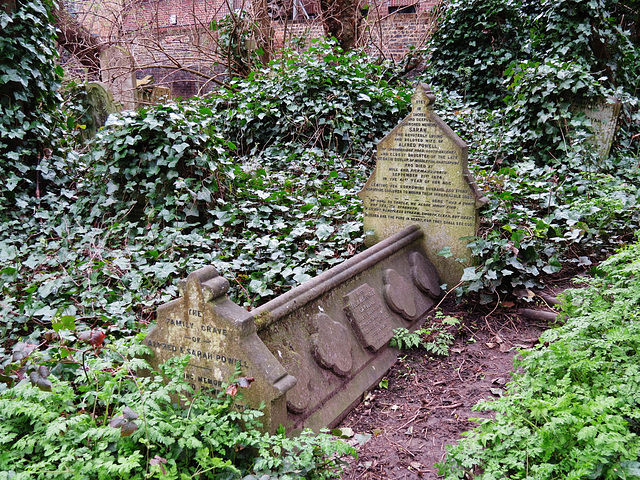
top-left (359, 83), bottom-right (488, 287)
top-left (571, 96), bottom-right (622, 159)
top-left (146, 226), bottom-right (443, 433)
top-left (100, 46), bottom-right (138, 110)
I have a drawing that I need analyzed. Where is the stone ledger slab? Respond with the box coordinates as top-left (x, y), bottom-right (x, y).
top-left (359, 83), bottom-right (488, 287)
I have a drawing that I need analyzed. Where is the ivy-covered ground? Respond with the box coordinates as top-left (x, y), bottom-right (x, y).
top-left (2, 0), bottom-right (640, 478)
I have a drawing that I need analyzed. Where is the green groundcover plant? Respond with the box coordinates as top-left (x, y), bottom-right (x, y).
top-left (0, 336), bottom-right (355, 480)
top-left (437, 235), bottom-right (640, 479)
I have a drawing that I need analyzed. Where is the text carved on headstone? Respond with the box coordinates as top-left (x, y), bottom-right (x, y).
top-left (359, 83), bottom-right (487, 286)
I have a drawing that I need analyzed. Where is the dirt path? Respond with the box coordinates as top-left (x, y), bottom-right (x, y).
top-left (339, 307), bottom-right (550, 479)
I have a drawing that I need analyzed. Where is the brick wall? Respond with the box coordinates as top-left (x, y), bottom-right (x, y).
top-left (74, 0), bottom-right (441, 98)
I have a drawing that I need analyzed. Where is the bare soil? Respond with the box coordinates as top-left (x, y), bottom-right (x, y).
top-left (338, 297), bottom-right (557, 480)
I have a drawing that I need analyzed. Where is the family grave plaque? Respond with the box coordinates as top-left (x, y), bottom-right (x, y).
top-left (359, 83), bottom-right (487, 287)
top-left (143, 266), bottom-right (296, 431)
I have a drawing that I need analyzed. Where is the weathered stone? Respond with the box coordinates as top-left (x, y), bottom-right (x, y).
top-left (143, 266), bottom-right (296, 432)
top-left (571, 96), bottom-right (622, 159)
top-left (100, 46), bottom-right (138, 110)
top-left (359, 83), bottom-right (488, 287)
top-left (252, 225), bottom-right (441, 432)
top-left (344, 284), bottom-right (393, 353)
top-left (145, 225), bottom-right (443, 433)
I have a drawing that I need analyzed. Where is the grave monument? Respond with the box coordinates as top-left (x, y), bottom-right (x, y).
top-left (100, 46), bottom-right (138, 110)
top-left (359, 83), bottom-right (488, 287)
top-left (571, 96), bottom-right (622, 159)
top-left (145, 227), bottom-right (442, 433)
top-left (145, 84), bottom-right (484, 433)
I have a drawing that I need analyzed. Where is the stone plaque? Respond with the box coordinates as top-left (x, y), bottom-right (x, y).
top-left (359, 83), bottom-right (488, 287)
top-left (311, 313), bottom-right (353, 376)
top-left (382, 269), bottom-right (417, 320)
top-left (410, 251), bottom-right (442, 299)
top-left (571, 96), bottom-right (622, 159)
top-left (343, 284), bottom-right (394, 352)
top-left (144, 266), bottom-right (295, 431)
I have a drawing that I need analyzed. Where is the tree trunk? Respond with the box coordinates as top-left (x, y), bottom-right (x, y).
top-left (2, 0), bottom-right (17, 14)
top-left (319, 0), bottom-right (360, 51)
top-left (253, 0), bottom-right (273, 65)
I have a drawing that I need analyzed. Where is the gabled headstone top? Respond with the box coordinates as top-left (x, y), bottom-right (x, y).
top-left (359, 83), bottom-right (487, 287)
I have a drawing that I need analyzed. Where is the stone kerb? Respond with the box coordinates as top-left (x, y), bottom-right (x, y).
top-left (251, 225), bottom-right (441, 432)
top-left (359, 83), bottom-right (488, 287)
top-left (143, 266), bottom-right (296, 432)
top-left (146, 226), bottom-right (442, 433)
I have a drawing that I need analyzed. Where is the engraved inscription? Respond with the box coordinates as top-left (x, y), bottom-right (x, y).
top-left (344, 284), bottom-right (394, 352)
top-left (363, 116), bottom-right (477, 228)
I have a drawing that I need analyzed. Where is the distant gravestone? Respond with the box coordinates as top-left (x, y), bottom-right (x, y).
top-left (359, 83), bottom-right (487, 287)
top-left (143, 267), bottom-right (296, 431)
top-left (100, 46), bottom-right (138, 110)
top-left (571, 96), bottom-right (622, 159)
top-left (84, 82), bottom-right (119, 137)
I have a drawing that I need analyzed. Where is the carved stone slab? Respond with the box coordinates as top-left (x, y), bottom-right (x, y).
top-left (252, 225), bottom-right (442, 433)
top-left (147, 226), bottom-right (443, 434)
top-left (359, 83), bottom-right (488, 286)
top-left (344, 284), bottom-right (393, 353)
top-left (143, 266), bottom-right (296, 432)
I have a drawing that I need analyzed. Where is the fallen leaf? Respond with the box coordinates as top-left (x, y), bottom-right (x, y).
top-left (331, 427), bottom-right (354, 438)
top-left (354, 433), bottom-right (372, 445)
top-left (226, 383), bottom-right (238, 397)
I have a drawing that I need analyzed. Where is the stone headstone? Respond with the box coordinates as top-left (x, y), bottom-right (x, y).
top-left (571, 96), bottom-right (622, 159)
top-left (84, 82), bottom-right (120, 137)
top-left (359, 83), bottom-right (488, 287)
top-left (100, 46), bottom-right (138, 110)
top-left (143, 266), bottom-right (296, 431)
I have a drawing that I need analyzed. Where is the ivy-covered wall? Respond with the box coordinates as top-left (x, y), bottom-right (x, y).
top-left (0, 0), bottom-right (63, 204)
